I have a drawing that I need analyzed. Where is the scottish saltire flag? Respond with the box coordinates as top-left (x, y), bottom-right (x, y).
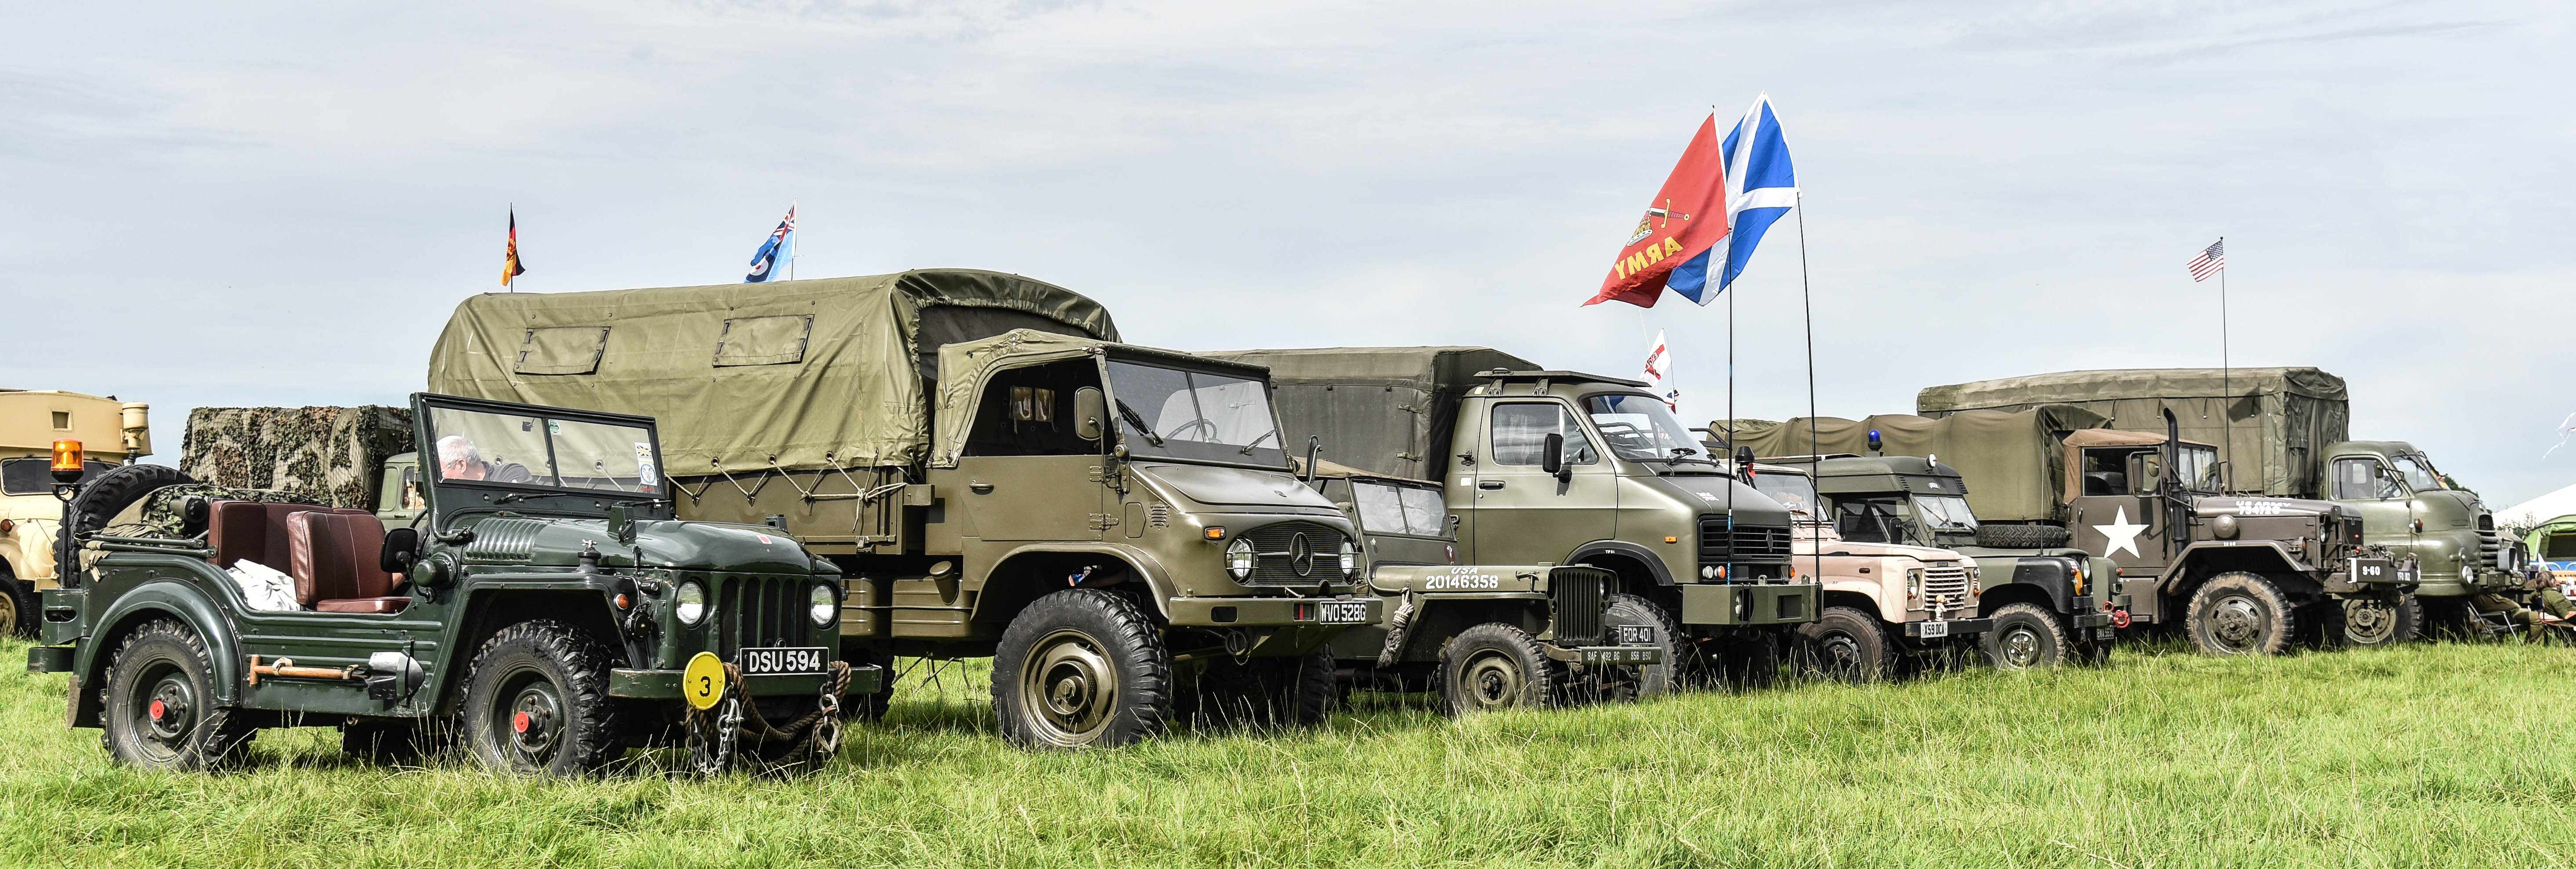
top-left (745, 204), bottom-right (797, 283)
top-left (1670, 95), bottom-right (1797, 305)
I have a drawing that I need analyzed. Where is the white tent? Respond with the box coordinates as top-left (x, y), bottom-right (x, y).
top-left (2494, 481), bottom-right (2576, 531)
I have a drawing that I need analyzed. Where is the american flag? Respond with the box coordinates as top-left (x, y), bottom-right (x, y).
top-left (2187, 238), bottom-right (2225, 282)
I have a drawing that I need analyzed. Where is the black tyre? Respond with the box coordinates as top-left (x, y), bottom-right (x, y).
top-left (2185, 572), bottom-right (2295, 657)
top-left (1180, 646), bottom-right (1337, 730)
top-left (1982, 603), bottom-right (2070, 670)
top-left (1975, 524), bottom-right (2071, 549)
top-left (992, 588), bottom-right (1172, 749)
top-left (342, 718), bottom-right (450, 765)
top-left (2342, 593), bottom-right (2421, 647)
top-left (840, 646), bottom-right (895, 722)
top-left (1717, 634), bottom-right (1780, 691)
top-left (0, 565), bottom-right (35, 639)
top-left (1438, 623), bottom-right (1556, 715)
top-left (1601, 593), bottom-right (1688, 697)
top-left (1794, 606), bottom-right (1894, 683)
top-left (2417, 595), bottom-right (2478, 641)
top-left (60, 464), bottom-right (197, 578)
top-left (102, 619), bottom-right (254, 770)
top-left (458, 620), bottom-right (625, 776)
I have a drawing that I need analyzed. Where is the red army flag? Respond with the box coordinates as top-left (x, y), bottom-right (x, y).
top-left (1584, 114), bottom-right (1731, 308)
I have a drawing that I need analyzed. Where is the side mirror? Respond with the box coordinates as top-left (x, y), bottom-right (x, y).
top-left (380, 526), bottom-right (419, 573)
top-left (2125, 454), bottom-right (2161, 495)
top-left (1541, 433), bottom-right (1565, 476)
top-left (1301, 435), bottom-right (1323, 482)
top-left (1073, 387), bottom-right (1106, 441)
top-left (1735, 446), bottom-right (1757, 482)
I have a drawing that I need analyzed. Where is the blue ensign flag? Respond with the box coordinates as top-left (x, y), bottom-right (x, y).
top-left (1668, 95), bottom-right (1796, 305)
top-left (745, 204), bottom-right (797, 283)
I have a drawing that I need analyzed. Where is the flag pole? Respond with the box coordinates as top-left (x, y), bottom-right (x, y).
top-left (2219, 235), bottom-right (2231, 492)
top-left (1797, 190), bottom-right (1819, 587)
top-left (788, 200), bottom-right (798, 281)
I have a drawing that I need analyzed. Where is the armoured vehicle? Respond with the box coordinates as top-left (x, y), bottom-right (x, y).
top-left (1204, 347), bottom-right (1819, 687)
top-left (1726, 410), bottom-right (2122, 668)
top-left (25, 394), bottom-right (877, 775)
top-left (1743, 463), bottom-right (1990, 680)
top-left (0, 389), bottom-right (152, 637)
top-left (1725, 408), bottom-right (2408, 656)
top-left (428, 270), bottom-right (1380, 749)
top-left (1307, 461), bottom-right (1663, 711)
top-left (1917, 367), bottom-right (2514, 637)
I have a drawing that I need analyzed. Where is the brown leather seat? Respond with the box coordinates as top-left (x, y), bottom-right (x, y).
top-left (209, 501), bottom-right (359, 570)
top-left (287, 511), bottom-right (410, 615)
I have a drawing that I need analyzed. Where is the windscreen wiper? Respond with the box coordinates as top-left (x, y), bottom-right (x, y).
top-left (1115, 400), bottom-right (1165, 446)
top-left (1240, 429), bottom-right (1279, 455)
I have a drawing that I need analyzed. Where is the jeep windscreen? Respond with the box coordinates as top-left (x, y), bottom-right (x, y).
top-left (1909, 495), bottom-right (1979, 531)
top-left (426, 406), bottom-right (663, 497)
top-left (1582, 394), bottom-right (1718, 467)
top-left (2392, 453), bottom-right (2447, 491)
top-left (1754, 472), bottom-right (1821, 518)
top-left (1353, 480), bottom-right (1450, 538)
top-left (2173, 443), bottom-right (2221, 493)
top-left (1834, 496), bottom-right (1910, 544)
top-left (1105, 359), bottom-right (1286, 468)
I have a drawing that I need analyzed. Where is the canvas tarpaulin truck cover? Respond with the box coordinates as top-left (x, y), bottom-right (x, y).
top-left (1199, 347), bottom-right (1541, 482)
top-left (427, 269), bottom-right (1118, 474)
top-left (1914, 367), bottom-right (2348, 498)
top-left (1719, 405), bottom-right (2108, 522)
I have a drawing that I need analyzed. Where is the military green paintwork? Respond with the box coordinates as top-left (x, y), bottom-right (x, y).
top-left (2315, 441), bottom-right (2511, 599)
top-left (35, 394), bottom-right (873, 731)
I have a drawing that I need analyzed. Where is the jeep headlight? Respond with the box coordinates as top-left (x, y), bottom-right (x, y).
top-left (1226, 537), bottom-right (1255, 580)
top-left (675, 581), bottom-right (709, 626)
top-left (1906, 568), bottom-right (1923, 602)
top-left (810, 583), bottom-right (837, 627)
top-left (1339, 540), bottom-right (1358, 577)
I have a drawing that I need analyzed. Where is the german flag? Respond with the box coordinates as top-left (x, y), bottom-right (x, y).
top-left (502, 207), bottom-right (528, 287)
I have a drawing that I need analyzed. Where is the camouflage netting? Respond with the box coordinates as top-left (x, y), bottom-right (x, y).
top-left (178, 406), bottom-right (414, 509)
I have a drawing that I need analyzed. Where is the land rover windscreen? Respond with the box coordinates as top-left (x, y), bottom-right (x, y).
top-left (1106, 358), bottom-right (1288, 470)
top-left (1835, 493), bottom-right (1978, 546)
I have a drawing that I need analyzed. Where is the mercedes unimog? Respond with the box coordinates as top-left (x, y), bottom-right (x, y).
top-left (25, 394), bottom-right (877, 775)
top-left (1725, 409), bottom-right (2123, 668)
top-left (1203, 347), bottom-right (1818, 689)
top-left (1742, 462), bottom-right (1990, 680)
top-left (427, 270), bottom-right (1380, 749)
top-left (0, 389), bottom-right (153, 637)
top-left (1917, 367), bottom-right (2514, 639)
top-left (1728, 407), bottom-right (2408, 657)
top-left (1306, 461), bottom-right (1662, 711)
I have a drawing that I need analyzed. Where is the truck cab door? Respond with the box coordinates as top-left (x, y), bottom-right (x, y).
top-left (2330, 456), bottom-right (2411, 549)
top-left (2070, 448), bottom-right (2166, 575)
top-left (1466, 401), bottom-right (1615, 566)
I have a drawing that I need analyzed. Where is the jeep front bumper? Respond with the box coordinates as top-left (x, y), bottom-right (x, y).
top-left (1165, 595), bottom-right (1384, 628)
top-left (1678, 582), bottom-right (1819, 626)
top-left (1543, 644), bottom-right (1664, 665)
top-left (1902, 617), bottom-right (1993, 638)
top-left (610, 663), bottom-right (884, 700)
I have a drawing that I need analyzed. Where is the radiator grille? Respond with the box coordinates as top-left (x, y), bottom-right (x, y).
top-left (1921, 564), bottom-right (1972, 608)
top-left (2479, 514), bottom-right (2503, 569)
top-left (1698, 518), bottom-right (1793, 562)
top-left (716, 574), bottom-right (811, 654)
top-left (1549, 566), bottom-right (1611, 646)
top-left (460, 519), bottom-right (546, 563)
top-left (1241, 521), bottom-right (1351, 586)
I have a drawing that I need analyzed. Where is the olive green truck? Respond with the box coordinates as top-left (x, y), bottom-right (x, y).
top-left (1206, 347), bottom-right (1818, 687)
top-left (428, 270), bottom-right (1382, 748)
top-left (1917, 367), bottom-right (2514, 639)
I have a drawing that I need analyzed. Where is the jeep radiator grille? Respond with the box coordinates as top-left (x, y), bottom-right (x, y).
top-left (1698, 518), bottom-right (1793, 562)
top-left (715, 575), bottom-right (808, 654)
top-left (1241, 521), bottom-right (1351, 586)
top-left (1549, 566), bottom-right (1611, 646)
top-left (460, 519), bottom-right (546, 563)
top-left (1921, 565), bottom-right (1972, 608)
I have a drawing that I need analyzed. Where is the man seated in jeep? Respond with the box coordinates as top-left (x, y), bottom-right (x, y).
top-left (435, 434), bottom-right (533, 484)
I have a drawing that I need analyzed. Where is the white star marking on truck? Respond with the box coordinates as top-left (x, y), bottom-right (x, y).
top-left (2094, 507), bottom-right (2148, 559)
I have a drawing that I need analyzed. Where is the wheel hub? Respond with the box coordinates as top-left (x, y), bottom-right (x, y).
top-left (2211, 595), bottom-right (2263, 647)
top-left (144, 675), bottom-right (196, 743)
top-left (1999, 627), bottom-right (2041, 668)
top-left (1022, 630), bottom-right (1117, 743)
top-left (1459, 653), bottom-right (1524, 709)
top-left (506, 685), bottom-right (562, 760)
top-left (1817, 633), bottom-right (1863, 677)
top-left (2346, 599), bottom-right (2396, 644)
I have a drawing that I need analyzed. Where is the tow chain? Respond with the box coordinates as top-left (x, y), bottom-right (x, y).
top-left (680, 660), bottom-right (854, 775)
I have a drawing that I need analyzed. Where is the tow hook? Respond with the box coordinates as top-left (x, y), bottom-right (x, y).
top-left (2110, 609), bottom-right (2132, 629)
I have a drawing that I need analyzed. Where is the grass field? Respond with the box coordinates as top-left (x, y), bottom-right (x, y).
top-left (5, 637), bottom-right (2573, 869)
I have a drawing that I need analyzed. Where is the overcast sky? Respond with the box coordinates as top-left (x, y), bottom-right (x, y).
top-left (7, 0), bottom-right (2570, 504)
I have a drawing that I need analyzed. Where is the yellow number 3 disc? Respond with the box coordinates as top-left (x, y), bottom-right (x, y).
top-left (682, 651), bottom-right (728, 710)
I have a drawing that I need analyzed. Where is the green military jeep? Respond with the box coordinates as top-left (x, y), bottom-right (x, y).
top-left (25, 394), bottom-right (879, 775)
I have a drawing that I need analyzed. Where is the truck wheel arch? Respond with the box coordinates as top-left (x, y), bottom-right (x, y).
top-left (1817, 589), bottom-right (1885, 622)
top-left (1973, 581), bottom-right (2059, 619)
top-left (975, 544), bottom-right (1179, 624)
top-left (1567, 541), bottom-right (1674, 593)
top-left (2162, 544), bottom-right (2320, 603)
top-left (80, 580), bottom-right (242, 727)
top-left (1993, 558), bottom-right (2078, 615)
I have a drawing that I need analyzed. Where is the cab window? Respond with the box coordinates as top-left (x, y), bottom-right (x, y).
top-left (2333, 458), bottom-right (2401, 500)
top-left (1836, 496), bottom-right (1907, 544)
top-left (964, 358), bottom-right (1103, 457)
top-left (1352, 482), bottom-right (1408, 533)
top-left (1490, 403), bottom-right (1598, 467)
